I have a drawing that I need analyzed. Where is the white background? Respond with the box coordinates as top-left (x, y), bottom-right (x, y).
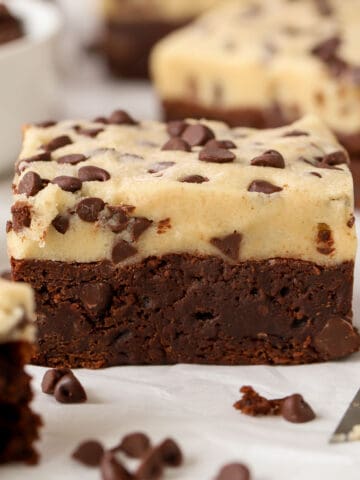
top-left (1, 1), bottom-right (360, 479)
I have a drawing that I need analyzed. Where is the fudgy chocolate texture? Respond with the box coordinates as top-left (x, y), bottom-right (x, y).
top-left (0, 342), bottom-right (41, 465)
top-left (103, 20), bottom-right (187, 78)
top-left (11, 255), bottom-right (359, 368)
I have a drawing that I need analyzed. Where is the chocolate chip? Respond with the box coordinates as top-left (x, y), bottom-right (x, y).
top-left (136, 448), bottom-right (163, 480)
top-left (78, 166), bottom-right (111, 182)
top-left (54, 373), bottom-right (87, 404)
top-left (311, 36), bottom-right (341, 62)
top-left (93, 116), bottom-right (108, 124)
top-left (57, 154), bottom-right (87, 165)
top-left (76, 198), bottom-right (105, 222)
top-left (161, 137), bottom-right (191, 152)
top-left (41, 368), bottom-right (72, 394)
top-left (6, 221), bottom-right (12, 233)
top-left (11, 202), bottom-right (31, 232)
top-left (0, 270), bottom-right (11, 280)
top-left (75, 126), bottom-right (104, 138)
top-left (104, 206), bottom-right (129, 233)
top-left (101, 452), bottom-right (133, 480)
top-left (131, 217), bottom-right (152, 241)
top-left (43, 135), bottom-right (72, 152)
top-left (17, 171), bottom-right (44, 197)
top-left (199, 146), bottom-right (235, 164)
top-left (148, 162), bottom-right (175, 174)
top-left (310, 172), bottom-right (322, 178)
top-left (79, 283), bottom-right (112, 314)
top-left (119, 432), bottom-right (151, 458)
top-left (211, 232), bottom-right (242, 261)
top-left (108, 110), bottom-right (137, 125)
top-left (19, 152), bottom-right (51, 164)
top-left (36, 120), bottom-right (57, 128)
top-left (248, 180), bottom-right (283, 194)
top-left (215, 463), bottom-right (251, 480)
top-left (167, 120), bottom-right (188, 137)
top-left (282, 130), bottom-right (309, 137)
top-left (251, 150), bottom-right (285, 168)
top-left (52, 215), bottom-right (70, 234)
top-left (321, 150), bottom-right (349, 166)
top-left (314, 317), bottom-right (360, 358)
top-left (158, 438), bottom-right (182, 467)
top-left (112, 240), bottom-right (137, 263)
top-left (52, 176), bottom-right (82, 192)
top-left (347, 215), bottom-right (355, 228)
top-left (281, 394), bottom-right (316, 423)
top-left (180, 175), bottom-right (209, 184)
top-left (182, 124), bottom-right (215, 146)
top-left (205, 139), bottom-right (236, 149)
top-left (72, 440), bottom-right (104, 467)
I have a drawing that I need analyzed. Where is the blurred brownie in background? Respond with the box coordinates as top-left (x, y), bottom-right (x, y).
top-left (101, 0), bottom-right (223, 78)
top-left (0, 3), bottom-right (24, 46)
top-left (151, 0), bottom-right (360, 204)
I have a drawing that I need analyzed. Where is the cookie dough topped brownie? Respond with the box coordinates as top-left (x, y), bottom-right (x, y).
top-left (151, 0), bottom-right (360, 202)
top-left (8, 111), bottom-right (359, 367)
top-left (101, 0), bottom-right (223, 77)
top-left (0, 279), bottom-right (41, 465)
top-left (0, 3), bottom-right (24, 46)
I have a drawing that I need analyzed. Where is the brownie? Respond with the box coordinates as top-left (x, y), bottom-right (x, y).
top-left (7, 111), bottom-right (359, 367)
top-left (101, 0), bottom-right (222, 78)
top-left (151, 0), bottom-right (360, 204)
top-left (0, 4), bottom-right (24, 46)
top-left (0, 279), bottom-right (41, 464)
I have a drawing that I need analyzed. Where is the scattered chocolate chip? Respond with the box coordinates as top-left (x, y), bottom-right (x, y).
top-left (36, 120), bottom-right (57, 128)
top-left (251, 150), bottom-right (285, 168)
top-left (108, 110), bottom-right (137, 125)
top-left (76, 197), bottom-right (105, 222)
top-left (180, 175), bottom-right (209, 184)
top-left (78, 166), bottom-right (111, 182)
top-left (101, 452), bottom-right (133, 480)
top-left (52, 176), bottom-right (82, 192)
top-left (211, 232), bottom-right (242, 261)
top-left (199, 146), bottom-right (235, 164)
top-left (79, 283), bottom-right (113, 314)
top-left (161, 137), bottom-right (191, 152)
top-left (112, 240), bottom-right (137, 263)
top-left (131, 217), bottom-right (152, 241)
top-left (19, 152), bottom-right (51, 164)
top-left (310, 172), bottom-right (322, 178)
top-left (281, 394), bottom-right (316, 423)
top-left (321, 150), bottom-right (349, 166)
top-left (136, 448), bottom-right (163, 480)
top-left (75, 126), bottom-right (104, 138)
top-left (0, 270), bottom-right (11, 280)
top-left (314, 317), bottom-right (360, 358)
top-left (158, 438), bottom-right (182, 467)
top-left (54, 373), bottom-right (87, 404)
top-left (52, 214), bottom-right (70, 234)
top-left (205, 139), bottom-right (236, 149)
top-left (248, 180), bottom-right (283, 194)
top-left (347, 215), bottom-right (355, 228)
top-left (93, 116), bottom-right (108, 124)
top-left (182, 124), bottom-right (215, 147)
top-left (119, 432), bottom-right (151, 458)
top-left (104, 206), bottom-right (129, 233)
top-left (72, 440), bottom-right (104, 467)
top-left (41, 368), bottom-right (72, 395)
top-left (234, 386), bottom-right (283, 416)
top-left (215, 463), bottom-right (251, 480)
top-left (282, 130), bottom-right (309, 137)
top-left (11, 202), bottom-right (31, 232)
top-left (17, 171), bottom-right (44, 197)
top-left (167, 120), bottom-right (188, 137)
top-left (311, 36), bottom-right (340, 62)
top-left (57, 154), bottom-right (87, 165)
top-left (148, 162), bottom-right (175, 174)
top-left (43, 135), bottom-right (72, 152)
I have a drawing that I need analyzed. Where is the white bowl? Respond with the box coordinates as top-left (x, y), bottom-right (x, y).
top-left (0, 0), bottom-right (62, 175)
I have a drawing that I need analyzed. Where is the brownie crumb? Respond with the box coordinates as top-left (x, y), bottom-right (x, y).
top-left (157, 218), bottom-right (171, 234)
top-left (234, 386), bottom-right (283, 416)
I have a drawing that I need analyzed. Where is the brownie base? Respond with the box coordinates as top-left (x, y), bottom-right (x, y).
top-left (103, 19), bottom-right (188, 78)
top-left (11, 255), bottom-right (360, 368)
top-left (163, 99), bottom-right (360, 206)
top-left (0, 342), bottom-right (41, 465)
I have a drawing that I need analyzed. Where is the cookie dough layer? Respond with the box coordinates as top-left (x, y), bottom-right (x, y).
top-left (11, 255), bottom-right (359, 368)
top-left (151, 0), bottom-right (360, 136)
top-left (7, 114), bottom-right (356, 267)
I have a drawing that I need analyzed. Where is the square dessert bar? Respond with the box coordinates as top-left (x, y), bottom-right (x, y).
top-left (8, 111), bottom-right (359, 368)
top-left (101, 0), bottom-right (223, 78)
top-left (0, 3), bottom-right (23, 46)
top-left (151, 0), bottom-right (360, 204)
top-left (0, 279), bottom-right (41, 464)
